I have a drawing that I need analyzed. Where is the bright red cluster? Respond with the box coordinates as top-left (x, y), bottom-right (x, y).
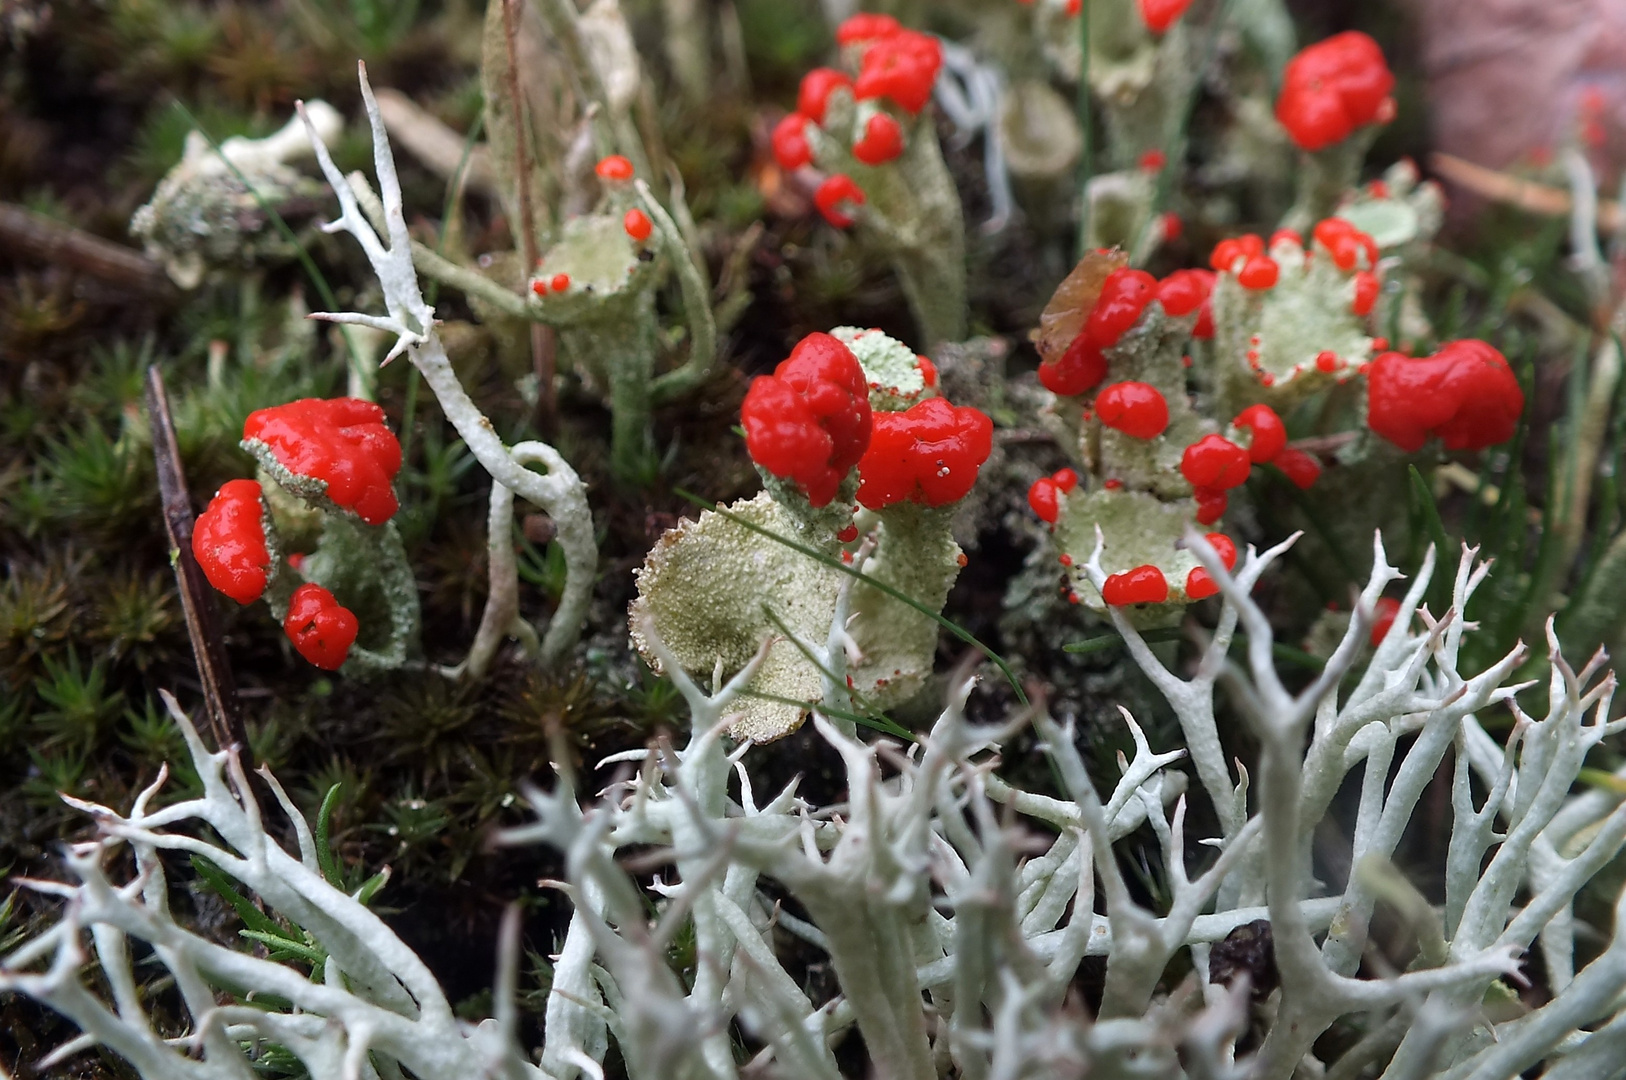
top-left (853, 113), bottom-right (905, 165)
top-left (1210, 234), bottom-right (1264, 273)
top-left (624, 208), bottom-right (653, 242)
top-left (594, 155), bottom-right (634, 182)
top-left (1095, 381), bottom-right (1169, 439)
top-left (1233, 404), bottom-right (1286, 463)
top-left (742, 332), bottom-right (873, 507)
top-left (1185, 532), bottom-right (1239, 599)
top-left (798, 68), bottom-right (850, 124)
top-left (1180, 434), bottom-right (1253, 523)
top-left (1103, 565), bottom-right (1169, 606)
top-left (1137, 0), bottom-right (1193, 33)
top-left (1157, 269), bottom-right (1215, 338)
top-left (1312, 217), bottom-right (1379, 271)
top-left (1370, 596), bottom-right (1402, 647)
top-left (284, 583), bottom-right (359, 671)
top-left (851, 25), bottom-right (942, 114)
top-left (856, 397), bottom-right (993, 509)
top-left (815, 174), bottom-right (866, 227)
top-left (1276, 32), bottom-right (1396, 152)
top-left (773, 114), bottom-right (813, 170)
top-left (1274, 446), bottom-right (1322, 489)
top-left (193, 479), bottom-right (271, 605)
top-left (1039, 268), bottom-right (1157, 396)
top-left (836, 13), bottom-right (901, 44)
top-left (1365, 340), bottom-right (1524, 452)
top-left (243, 398), bottom-right (402, 526)
top-left (1027, 467), bottom-right (1079, 524)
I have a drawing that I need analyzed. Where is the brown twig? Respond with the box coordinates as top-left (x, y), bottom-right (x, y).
top-left (1429, 152), bottom-right (1624, 232)
top-left (501, 0), bottom-right (557, 433)
top-left (144, 365), bottom-right (249, 759)
top-left (0, 201), bottom-right (177, 297)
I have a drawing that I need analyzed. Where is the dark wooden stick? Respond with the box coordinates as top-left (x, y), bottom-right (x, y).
top-left (144, 365), bottom-right (250, 759)
top-left (0, 201), bottom-right (176, 297)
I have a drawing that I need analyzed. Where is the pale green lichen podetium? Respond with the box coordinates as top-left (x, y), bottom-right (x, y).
top-left (809, 89), bottom-right (968, 349)
top-left (630, 327), bottom-right (970, 742)
top-left (1080, 0), bottom-right (1197, 253)
top-left (244, 441), bottom-right (421, 675)
top-left (1044, 283), bottom-right (1214, 615)
top-left (409, 0), bottom-right (718, 484)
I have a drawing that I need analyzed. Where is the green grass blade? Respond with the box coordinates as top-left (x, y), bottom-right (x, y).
top-left (315, 783), bottom-right (344, 886)
top-left (190, 855), bottom-right (282, 937)
top-left (738, 687), bottom-right (915, 741)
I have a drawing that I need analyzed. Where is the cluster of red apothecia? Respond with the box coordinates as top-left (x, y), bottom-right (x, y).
top-left (1100, 533), bottom-right (1238, 607)
top-left (192, 398), bottom-right (403, 670)
top-left (741, 332), bottom-right (993, 521)
top-left (1027, 238), bottom-right (1522, 607)
top-left (772, 15), bottom-right (943, 228)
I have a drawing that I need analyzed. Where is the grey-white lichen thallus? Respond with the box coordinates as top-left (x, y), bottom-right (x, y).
top-left (9, 534), bottom-right (1626, 1078)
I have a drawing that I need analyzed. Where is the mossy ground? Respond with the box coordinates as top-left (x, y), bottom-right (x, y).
top-left (0, 0), bottom-right (1618, 1074)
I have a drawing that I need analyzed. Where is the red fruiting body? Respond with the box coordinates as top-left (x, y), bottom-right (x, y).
top-left (815, 174), bottom-right (866, 227)
top-left (531, 279), bottom-right (548, 296)
top-left (1095, 381), bottom-right (1169, 439)
top-left (1041, 268), bottom-right (1158, 396)
top-left (836, 12), bottom-right (901, 44)
top-left (1366, 340), bottom-right (1524, 452)
top-left (1274, 447), bottom-right (1322, 489)
top-left (853, 112), bottom-right (905, 165)
top-left (1137, 0), bottom-right (1193, 33)
top-left (1104, 478), bottom-right (1124, 490)
top-left (624, 208), bottom-right (653, 243)
top-left (1205, 532), bottom-right (1239, 570)
top-left (551, 273), bottom-right (571, 292)
top-left (1194, 488), bottom-right (1227, 524)
top-left (1237, 255), bottom-right (1280, 290)
top-left (594, 154), bottom-right (634, 182)
top-left (1181, 434), bottom-right (1252, 490)
top-left (1138, 148), bottom-right (1167, 172)
top-left (1160, 212), bottom-right (1182, 240)
top-left (284, 583), bottom-right (359, 671)
top-left (1156, 268), bottom-right (1214, 319)
top-left (853, 30), bottom-right (942, 114)
top-left (1028, 477), bottom-right (1060, 523)
top-left (1102, 565), bottom-right (1169, 606)
top-left (243, 398), bottom-right (402, 525)
top-left (1276, 32), bottom-right (1396, 151)
top-left (1039, 333), bottom-right (1106, 396)
top-left (837, 524), bottom-right (859, 543)
top-left (1315, 350), bottom-right (1340, 373)
top-left (1209, 234), bottom-right (1264, 272)
top-left (1186, 568), bottom-right (1219, 600)
top-left (741, 332), bottom-right (873, 507)
top-left (1087, 268), bottom-right (1158, 345)
top-left (1312, 217), bottom-right (1380, 271)
top-left (798, 68), bottom-right (851, 123)
top-left (1352, 270), bottom-right (1380, 315)
top-left (917, 355), bottom-right (938, 387)
top-left (856, 397), bottom-right (994, 509)
top-left (1270, 228), bottom-right (1304, 248)
top-left (1053, 467), bottom-right (1079, 492)
top-left (772, 114), bottom-right (813, 170)
top-left (193, 478), bottom-right (271, 605)
top-left (1370, 596), bottom-right (1402, 647)
top-left (1233, 404), bottom-right (1287, 463)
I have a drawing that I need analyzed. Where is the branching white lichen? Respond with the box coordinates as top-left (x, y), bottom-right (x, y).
top-left (8, 533), bottom-right (1626, 1078)
top-left (298, 64), bottom-right (597, 672)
